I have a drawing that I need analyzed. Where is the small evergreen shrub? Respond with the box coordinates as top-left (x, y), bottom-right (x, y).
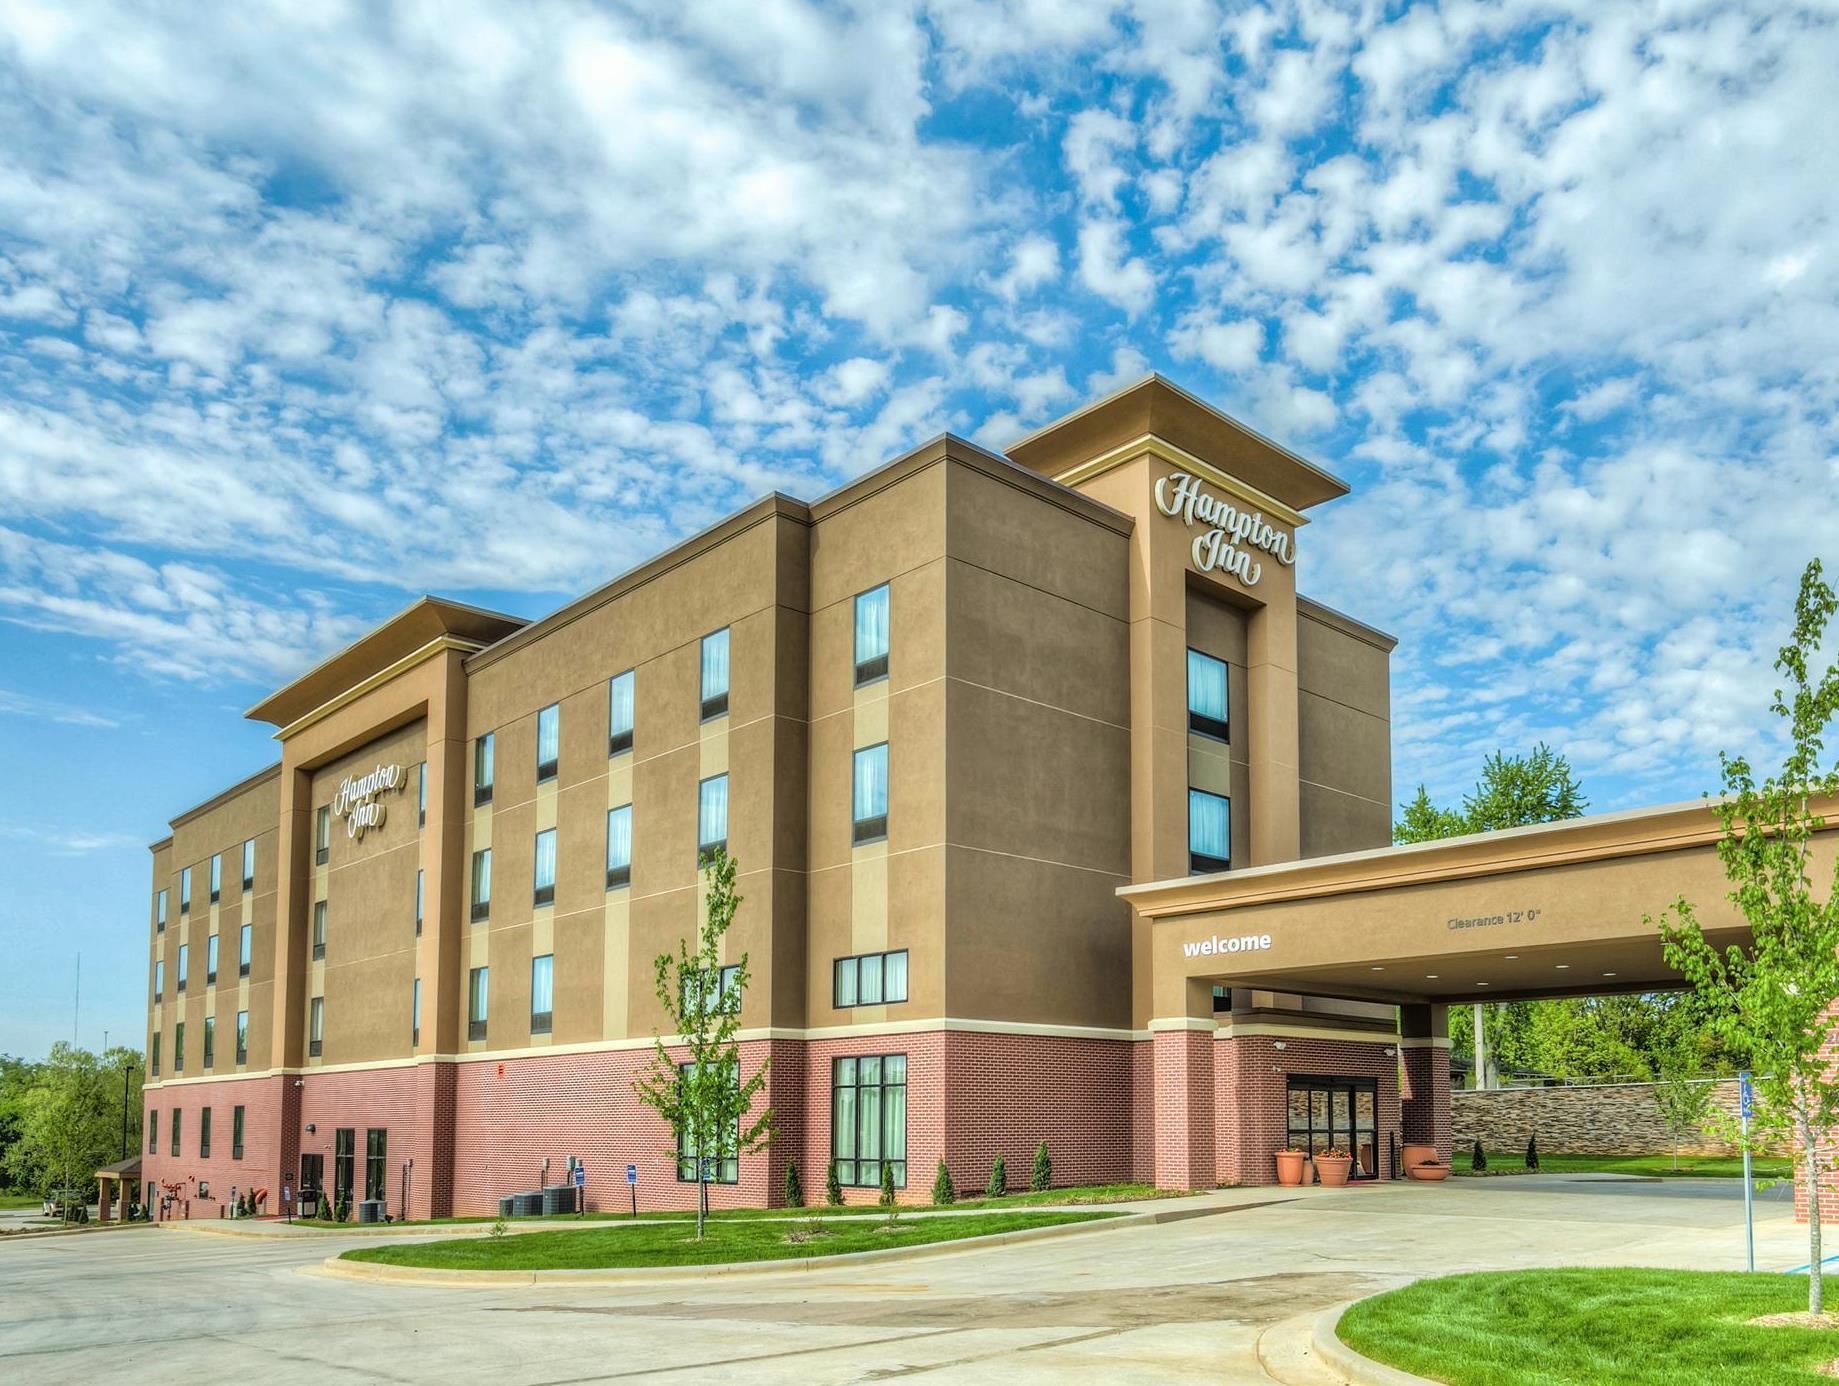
top-left (988, 1153), bottom-right (1007, 1198)
top-left (825, 1159), bottom-right (843, 1207)
top-left (1031, 1140), bottom-right (1052, 1192)
top-left (1525, 1135), bottom-right (1540, 1171)
top-left (1470, 1140), bottom-right (1487, 1173)
top-left (931, 1159), bottom-right (955, 1206)
top-left (878, 1160), bottom-right (897, 1210)
top-left (784, 1159), bottom-right (804, 1209)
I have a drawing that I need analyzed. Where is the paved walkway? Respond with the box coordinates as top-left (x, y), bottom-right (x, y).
top-left (0, 1176), bottom-right (1803, 1384)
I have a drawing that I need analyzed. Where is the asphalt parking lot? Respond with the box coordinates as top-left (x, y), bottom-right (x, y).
top-left (0, 1176), bottom-right (1802, 1385)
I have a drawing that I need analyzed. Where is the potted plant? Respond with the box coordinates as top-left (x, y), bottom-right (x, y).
top-left (1315, 1147), bottom-right (1355, 1187)
top-left (1274, 1149), bottom-right (1308, 1186)
top-left (1401, 1143), bottom-right (1438, 1174)
top-left (1408, 1159), bottom-right (1450, 1182)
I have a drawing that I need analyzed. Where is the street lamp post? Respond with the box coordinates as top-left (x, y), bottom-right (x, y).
top-left (121, 1061), bottom-right (132, 1160)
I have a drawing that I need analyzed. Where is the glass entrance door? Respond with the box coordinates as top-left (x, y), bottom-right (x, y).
top-left (1286, 1077), bottom-right (1382, 1179)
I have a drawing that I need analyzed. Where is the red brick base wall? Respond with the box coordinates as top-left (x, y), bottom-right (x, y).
top-left (1213, 1033), bottom-right (1403, 1186)
top-left (1401, 1043), bottom-right (1452, 1164)
top-left (1152, 1028), bottom-right (1215, 1188)
top-left (141, 1073), bottom-right (286, 1219)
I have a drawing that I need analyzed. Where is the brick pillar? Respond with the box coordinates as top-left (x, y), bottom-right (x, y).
top-left (760, 1038), bottom-right (805, 1207)
top-left (98, 1180), bottom-right (113, 1223)
top-left (277, 1073), bottom-right (302, 1205)
top-left (1400, 1003), bottom-right (1451, 1164)
top-left (409, 1061), bottom-right (456, 1220)
top-left (1152, 1025), bottom-right (1216, 1189)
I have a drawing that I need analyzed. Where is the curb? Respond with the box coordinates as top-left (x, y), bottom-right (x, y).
top-left (313, 1198), bottom-right (1275, 1287)
top-left (1310, 1304), bottom-right (1439, 1386)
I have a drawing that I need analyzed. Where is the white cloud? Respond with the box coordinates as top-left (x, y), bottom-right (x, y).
top-left (1076, 217), bottom-right (1156, 315)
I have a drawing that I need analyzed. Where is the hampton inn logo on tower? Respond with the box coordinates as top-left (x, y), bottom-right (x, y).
top-left (332, 763), bottom-right (404, 840)
top-left (1154, 471), bottom-right (1296, 588)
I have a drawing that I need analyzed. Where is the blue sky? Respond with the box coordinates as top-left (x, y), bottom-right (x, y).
top-left (2, 1), bottom-right (1835, 1058)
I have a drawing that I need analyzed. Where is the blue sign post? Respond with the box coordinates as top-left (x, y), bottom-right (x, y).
top-left (573, 1163), bottom-right (586, 1217)
top-left (626, 1163), bottom-right (638, 1218)
top-left (1739, 1071), bottom-right (1755, 1272)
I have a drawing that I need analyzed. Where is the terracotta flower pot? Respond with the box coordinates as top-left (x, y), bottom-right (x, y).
top-left (1315, 1154), bottom-right (1354, 1188)
top-left (1408, 1162), bottom-right (1450, 1182)
top-left (1401, 1144), bottom-right (1438, 1175)
top-left (1274, 1150), bottom-right (1308, 1187)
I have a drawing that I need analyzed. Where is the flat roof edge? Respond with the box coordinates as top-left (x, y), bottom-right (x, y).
top-left (166, 761), bottom-right (283, 833)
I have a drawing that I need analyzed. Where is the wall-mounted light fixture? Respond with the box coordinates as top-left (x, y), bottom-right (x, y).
top-left (305, 1122), bottom-right (316, 1133)
top-left (1271, 1040), bottom-right (1287, 1051)
top-left (1384, 1047), bottom-right (1397, 1057)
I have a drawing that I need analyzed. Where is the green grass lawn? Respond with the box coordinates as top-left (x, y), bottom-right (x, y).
top-left (1461, 1151), bottom-right (1792, 1179)
top-left (0, 1194), bottom-right (42, 1209)
top-left (343, 1208), bottom-right (1115, 1270)
top-left (1339, 1269), bottom-right (1839, 1386)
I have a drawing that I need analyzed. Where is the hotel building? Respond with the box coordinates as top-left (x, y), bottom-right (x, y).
top-left (145, 374), bottom-right (1785, 1220)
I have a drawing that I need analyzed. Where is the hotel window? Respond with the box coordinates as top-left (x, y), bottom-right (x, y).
top-left (206, 934), bottom-right (218, 985)
top-left (315, 805), bottom-right (331, 864)
top-left (171, 1108), bottom-right (181, 1157)
top-left (309, 996), bottom-right (324, 1057)
top-left (156, 888), bottom-right (167, 933)
top-left (199, 1106), bottom-right (212, 1159)
top-left (675, 1061), bottom-right (740, 1183)
top-left (700, 628), bottom-right (730, 720)
top-left (1187, 649), bottom-right (1229, 741)
top-left (202, 1016), bottom-right (215, 1069)
top-left (241, 837), bottom-right (255, 890)
top-left (852, 743), bottom-right (888, 844)
top-left (174, 1021), bottom-right (185, 1072)
top-left (181, 866), bottom-right (192, 912)
top-left (536, 702), bottom-right (560, 783)
top-left (533, 828), bottom-right (557, 906)
top-left (471, 849), bottom-right (492, 921)
top-left (411, 978), bottom-right (421, 1047)
top-left (697, 774), bottom-right (728, 859)
top-left (468, 966), bottom-right (489, 1041)
top-left (232, 1105), bottom-right (245, 1160)
top-left (606, 804), bottom-right (632, 889)
top-left (834, 950), bottom-right (908, 1008)
top-left (608, 669), bottom-right (634, 755)
top-left (239, 923), bottom-right (252, 978)
top-left (415, 869), bottom-right (424, 936)
top-left (153, 959), bottom-right (164, 1004)
top-left (832, 1054), bottom-right (906, 1188)
top-left (1189, 788), bottom-right (1231, 874)
top-left (474, 732), bottom-right (495, 806)
top-left (235, 1011), bottom-right (247, 1065)
top-left (681, 964), bottom-right (740, 1020)
top-left (177, 943), bottom-right (189, 993)
top-left (148, 1109), bottom-right (158, 1155)
top-left (151, 1032), bottom-right (160, 1076)
top-left (365, 1129), bottom-right (388, 1203)
top-left (312, 900), bottom-right (327, 960)
top-left (334, 1128), bottom-right (355, 1205)
top-left (530, 954), bottom-right (554, 1035)
top-left (210, 853), bottom-right (221, 903)
top-left (418, 761), bottom-right (427, 827)
top-left (854, 583), bottom-right (890, 685)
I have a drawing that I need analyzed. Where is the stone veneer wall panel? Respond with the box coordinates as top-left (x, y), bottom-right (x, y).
top-left (1452, 1078), bottom-right (1781, 1160)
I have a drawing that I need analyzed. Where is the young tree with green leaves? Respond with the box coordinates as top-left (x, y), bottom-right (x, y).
top-left (1651, 1041), bottom-right (1714, 1172)
top-left (1393, 743), bottom-right (1588, 846)
top-left (1654, 559), bottom-right (1839, 1313)
top-left (2, 1044), bottom-right (142, 1215)
top-left (633, 847), bottom-right (773, 1239)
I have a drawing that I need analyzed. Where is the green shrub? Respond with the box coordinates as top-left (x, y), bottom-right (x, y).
top-left (825, 1159), bottom-right (843, 1207)
top-left (1525, 1135), bottom-right (1540, 1171)
top-left (1031, 1141), bottom-right (1052, 1192)
top-left (784, 1159), bottom-right (804, 1209)
top-left (878, 1161), bottom-right (897, 1209)
top-left (1471, 1140), bottom-right (1487, 1173)
top-left (931, 1159), bottom-right (955, 1206)
top-left (988, 1154), bottom-right (1007, 1198)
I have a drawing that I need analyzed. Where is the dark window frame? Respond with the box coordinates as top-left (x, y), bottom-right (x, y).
top-left (312, 900), bottom-right (327, 960)
top-left (232, 1105), bottom-right (245, 1160)
top-left (532, 827), bottom-right (557, 907)
top-left (608, 669), bottom-right (635, 756)
top-left (199, 1106), bottom-right (212, 1160)
top-left (699, 628), bottom-right (730, 722)
top-left (853, 583), bottom-right (890, 687)
top-left (830, 1054), bottom-right (907, 1189)
top-left (1186, 647), bottom-right (1231, 742)
top-left (471, 849), bottom-right (491, 922)
top-left (530, 954), bottom-right (554, 1036)
top-left (674, 1061), bottom-right (740, 1184)
top-left (315, 806), bottom-right (331, 865)
top-left (535, 703), bottom-right (560, 784)
top-left (202, 1016), bottom-right (215, 1070)
top-left (235, 1011), bottom-right (248, 1066)
top-left (242, 838), bottom-right (256, 891)
top-left (1188, 787), bottom-right (1231, 875)
top-left (474, 732), bottom-right (495, 807)
top-left (832, 949), bottom-right (909, 1008)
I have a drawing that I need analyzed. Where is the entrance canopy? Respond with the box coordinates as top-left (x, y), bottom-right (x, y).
top-left (1123, 799), bottom-right (1837, 1019)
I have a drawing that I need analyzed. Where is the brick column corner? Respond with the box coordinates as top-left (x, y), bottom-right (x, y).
top-left (1152, 1025), bottom-right (1216, 1190)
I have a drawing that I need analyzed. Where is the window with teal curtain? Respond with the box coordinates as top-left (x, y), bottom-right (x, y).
top-left (536, 703), bottom-right (560, 781)
top-left (854, 584), bottom-right (889, 684)
top-left (608, 670), bottom-right (635, 753)
top-left (533, 829), bottom-right (557, 905)
top-left (1188, 788), bottom-right (1231, 873)
top-left (530, 954), bottom-right (554, 1034)
top-left (606, 804), bottom-right (632, 887)
top-left (700, 628), bottom-right (730, 718)
top-left (1187, 648), bottom-right (1229, 739)
top-left (852, 742), bottom-right (888, 843)
top-left (698, 774), bottom-right (729, 853)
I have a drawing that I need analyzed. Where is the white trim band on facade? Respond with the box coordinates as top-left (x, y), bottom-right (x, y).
top-left (1214, 1021), bottom-right (1403, 1047)
top-left (1052, 434), bottom-right (1311, 529)
top-left (1146, 1017), bottom-right (1218, 1033)
top-left (1395, 1036), bottom-right (1455, 1050)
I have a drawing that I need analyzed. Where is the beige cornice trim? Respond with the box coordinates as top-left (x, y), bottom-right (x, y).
top-left (142, 1018), bottom-right (1153, 1088)
top-left (272, 635), bottom-right (483, 742)
top-left (1214, 1021), bottom-right (1402, 1047)
top-left (1146, 1017), bottom-right (1218, 1033)
top-left (1052, 434), bottom-right (1310, 530)
top-left (1397, 1036), bottom-right (1454, 1051)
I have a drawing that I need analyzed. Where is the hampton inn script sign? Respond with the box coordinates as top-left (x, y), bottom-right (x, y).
top-left (1155, 472), bottom-right (1296, 588)
top-left (332, 763), bottom-right (406, 840)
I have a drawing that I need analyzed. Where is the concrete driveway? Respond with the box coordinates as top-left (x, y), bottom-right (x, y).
top-left (0, 1176), bottom-right (1804, 1385)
